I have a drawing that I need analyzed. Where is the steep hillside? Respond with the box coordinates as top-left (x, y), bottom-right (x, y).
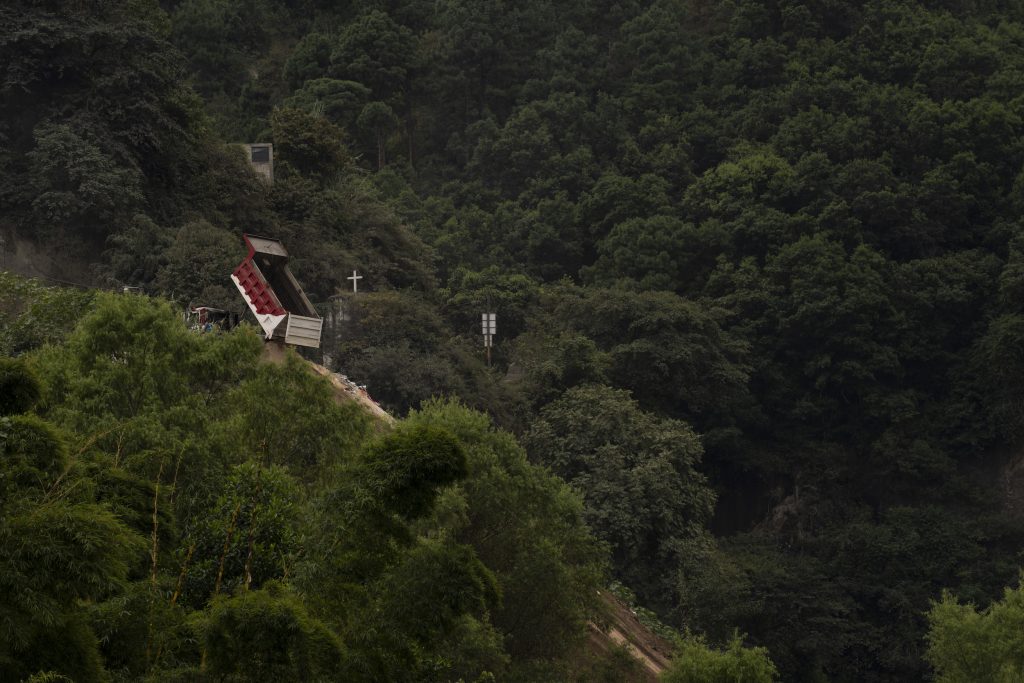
top-left (264, 340), bottom-right (674, 679)
top-left (2, 291), bottom-right (628, 680)
top-left (8, 0), bottom-right (1024, 678)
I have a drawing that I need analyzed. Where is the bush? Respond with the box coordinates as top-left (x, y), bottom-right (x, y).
top-left (0, 357), bottom-right (42, 415)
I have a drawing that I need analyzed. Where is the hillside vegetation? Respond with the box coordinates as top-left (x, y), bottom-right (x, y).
top-left (5, 0), bottom-right (1024, 680)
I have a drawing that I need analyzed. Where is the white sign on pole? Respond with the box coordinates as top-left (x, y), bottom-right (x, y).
top-left (481, 313), bottom-right (496, 348)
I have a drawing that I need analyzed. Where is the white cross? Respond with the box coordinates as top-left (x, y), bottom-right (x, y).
top-left (347, 269), bottom-right (363, 293)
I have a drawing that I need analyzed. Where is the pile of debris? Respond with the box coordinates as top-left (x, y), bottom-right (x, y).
top-left (306, 362), bottom-right (394, 424)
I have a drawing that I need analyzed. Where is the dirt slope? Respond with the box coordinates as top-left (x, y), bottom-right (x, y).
top-left (261, 342), bottom-right (394, 424)
top-left (587, 590), bottom-right (673, 681)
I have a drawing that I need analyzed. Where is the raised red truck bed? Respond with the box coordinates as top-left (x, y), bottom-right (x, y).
top-left (230, 234), bottom-right (323, 349)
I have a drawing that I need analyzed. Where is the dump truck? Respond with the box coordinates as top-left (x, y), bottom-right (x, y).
top-left (230, 234), bottom-right (323, 349)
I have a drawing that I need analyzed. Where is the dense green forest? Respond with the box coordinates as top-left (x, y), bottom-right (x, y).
top-left (7, 0), bottom-right (1024, 679)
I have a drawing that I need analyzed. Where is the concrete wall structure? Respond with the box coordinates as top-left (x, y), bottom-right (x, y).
top-left (242, 143), bottom-right (274, 183)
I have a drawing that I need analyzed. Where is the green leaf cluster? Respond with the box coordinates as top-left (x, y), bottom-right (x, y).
top-left (926, 577), bottom-right (1024, 682)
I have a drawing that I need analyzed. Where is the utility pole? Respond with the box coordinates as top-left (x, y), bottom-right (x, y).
top-left (481, 313), bottom-right (496, 367)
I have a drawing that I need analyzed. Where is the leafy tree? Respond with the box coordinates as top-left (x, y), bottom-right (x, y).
top-left (25, 124), bottom-right (143, 240)
top-left (202, 582), bottom-right (345, 680)
top-left (170, 0), bottom-right (260, 97)
top-left (284, 78), bottom-right (370, 130)
top-left (343, 538), bottom-right (502, 681)
top-left (926, 577), bottom-right (1024, 683)
top-left (180, 463), bottom-right (302, 607)
top-left (660, 633), bottom-right (777, 683)
top-left (359, 423), bottom-right (468, 521)
top-left (155, 219), bottom-right (245, 308)
top-left (210, 353), bottom-right (370, 471)
top-left (1, 0), bottom-right (202, 255)
top-left (357, 101), bottom-right (400, 169)
top-left (0, 273), bottom-right (95, 357)
top-left (330, 10), bottom-right (414, 109)
top-left (675, 532), bottom-right (856, 680)
top-left (27, 292), bottom-right (265, 534)
top-left (299, 419), bottom-right (510, 680)
top-left (591, 215), bottom-right (695, 291)
top-left (31, 292), bottom-right (248, 441)
top-left (508, 330), bottom-right (609, 411)
top-left (738, 236), bottom-right (905, 446)
top-left (576, 172), bottom-right (673, 246)
top-left (406, 400), bottom-right (605, 674)
top-left (526, 384), bottom-right (714, 610)
top-left (283, 33), bottom-right (334, 88)
top-left (544, 285), bottom-right (752, 435)
top-left (271, 107), bottom-right (351, 181)
top-left (963, 313), bottom-right (1024, 444)
top-left (88, 578), bottom-right (194, 677)
top-left (296, 175), bottom-right (438, 295)
top-left (0, 358), bottom-right (144, 682)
